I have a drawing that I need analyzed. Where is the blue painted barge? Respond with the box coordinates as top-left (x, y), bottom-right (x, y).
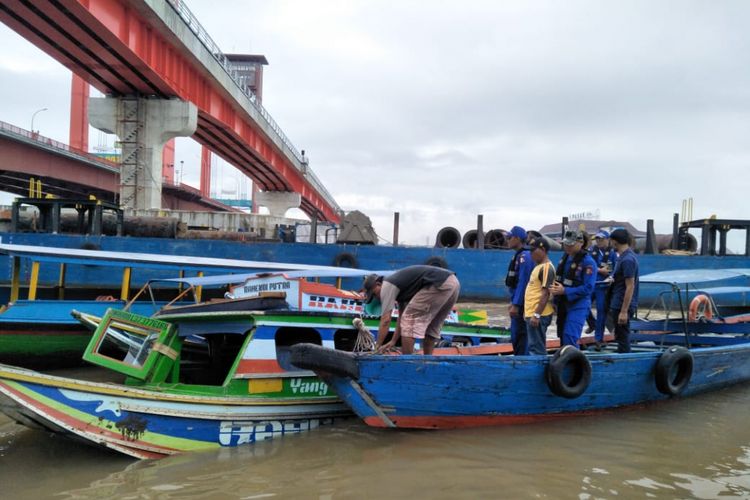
top-left (2, 231), bottom-right (750, 302)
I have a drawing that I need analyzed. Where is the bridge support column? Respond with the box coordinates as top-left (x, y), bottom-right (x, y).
top-left (69, 74), bottom-right (89, 152)
top-left (255, 191), bottom-right (301, 217)
top-left (89, 96), bottom-right (197, 210)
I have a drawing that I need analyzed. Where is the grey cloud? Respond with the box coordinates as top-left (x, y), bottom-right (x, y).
top-left (2, 1), bottom-right (750, 247)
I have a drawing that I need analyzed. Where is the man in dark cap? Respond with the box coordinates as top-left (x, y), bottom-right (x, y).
top-left (361, 265), bottom-right (460, 355)
top-left (504, 225), bottom-right (533, 355)
top-left (550, 229), bottom-right (597, 348)
top-left (607, 228), bottom-right (639, 353)
top-left (586, 230), bottom-right (618, 349)
top-left (523, 237), bottom-right (556, 355)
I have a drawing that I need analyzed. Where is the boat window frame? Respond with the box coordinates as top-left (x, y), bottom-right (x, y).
top-left (83, 308), bottom-right (174, 379)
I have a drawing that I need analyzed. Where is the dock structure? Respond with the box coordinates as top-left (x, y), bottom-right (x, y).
top-left (679, 219), bottom-right (750, 257)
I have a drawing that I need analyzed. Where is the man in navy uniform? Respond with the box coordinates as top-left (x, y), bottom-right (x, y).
top-left (550, 229), bottom-right (597, 348)
top-left (504, 226), bottom-right (534, 355)
top-left (607, 228), bottom-right (639, 353)
top-left (586, 230), bottom-right (617, 349)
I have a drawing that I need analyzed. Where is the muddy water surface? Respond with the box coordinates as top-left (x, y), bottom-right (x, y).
top-left (2, 303), bottom-right (750, 498)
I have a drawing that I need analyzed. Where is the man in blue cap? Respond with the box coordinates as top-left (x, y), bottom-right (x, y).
top-left (504, 225), bottom-right (533, 355)
top-left (585, 230), bottom-right (617, 349)
top-left (550, 229), bottom-right (597, 348)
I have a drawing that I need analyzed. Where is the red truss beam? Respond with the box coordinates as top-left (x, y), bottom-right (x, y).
top-left (0, 0), bottom-right (339, 222)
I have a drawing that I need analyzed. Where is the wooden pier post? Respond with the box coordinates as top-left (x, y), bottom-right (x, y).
top-left (393, 212), bottom-right (400, 246)
top-left (645, 219), bottom-right (657, 254)
top-left (477, 215), bottom-right (484, 251)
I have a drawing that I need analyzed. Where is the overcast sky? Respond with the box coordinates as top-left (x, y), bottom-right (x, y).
top-left (1, 1), bottom-right (749, 246)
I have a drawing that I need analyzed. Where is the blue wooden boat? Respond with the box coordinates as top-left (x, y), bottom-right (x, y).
top-left (290, 271), bottom-right (750, 429)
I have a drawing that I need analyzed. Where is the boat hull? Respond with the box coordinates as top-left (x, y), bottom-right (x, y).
top-left (300, 343), bottom-right (750, 429)
top-left (0, 365), bottom-right (348, 459)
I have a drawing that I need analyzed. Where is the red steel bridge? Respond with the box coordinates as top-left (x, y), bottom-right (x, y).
top-left (0, 0), bottom-right (340, 222)
top-left (0, 119), bottom-right (231, 210)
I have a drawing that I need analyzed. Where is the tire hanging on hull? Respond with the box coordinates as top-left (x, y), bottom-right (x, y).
top-left (333, 252), bottom-right (358, 269)
top-left (545, 346), bottom-right (592, 399)
top-left (655, 346), bottom-right (693, 396)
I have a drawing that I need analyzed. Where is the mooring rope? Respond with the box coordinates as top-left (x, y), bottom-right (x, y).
top-left (352, 317), bottom-right (376, 352)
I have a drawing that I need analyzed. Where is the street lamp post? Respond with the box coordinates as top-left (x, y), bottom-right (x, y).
top-left (31, 107), bottom-right (48, 134)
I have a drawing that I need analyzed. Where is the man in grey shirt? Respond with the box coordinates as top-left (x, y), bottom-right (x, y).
top-left (362, 265), bottom-right (460, 354)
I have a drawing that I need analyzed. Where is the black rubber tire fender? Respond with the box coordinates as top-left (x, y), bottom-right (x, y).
top-left (332, 252), bottom-right (358, 269)
top-left (424, 256), bottom-right (449, 269)
top-left (290, 343), bottom-right (360, 380)
top-left (545, 345), bottom-right (592, 399)
top-left (655, 346), bottom-right (693, 396)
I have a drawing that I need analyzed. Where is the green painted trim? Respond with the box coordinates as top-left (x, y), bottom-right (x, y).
top-left (159, 310), bottom-right (510, 338)
top-left (83, 309), bottom-right (175, 380)
top-left (222, 325), bottom-right (256, 387)
top-left (0, 335), bottom-right (90, 355)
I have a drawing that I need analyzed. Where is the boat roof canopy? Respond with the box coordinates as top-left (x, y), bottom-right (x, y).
top-left (0, 243), bottom-right (380, 275)
top-left (639, 268), bottom-right (750, 285)
top-left (150, 268), bottom-right (395, 287)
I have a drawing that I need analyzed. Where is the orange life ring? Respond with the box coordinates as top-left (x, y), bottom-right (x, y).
top-left (688, 294), bottom-right (713, 321)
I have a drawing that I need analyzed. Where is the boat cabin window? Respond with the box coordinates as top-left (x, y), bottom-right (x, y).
top-left (275, 327), bottom-right (321, 371)
top-left (96, 322), bottom-right (158, 366)
top-left (178, 332), bottom-right (250, 386)
top-left (83, 310), bottom-right (172, 379)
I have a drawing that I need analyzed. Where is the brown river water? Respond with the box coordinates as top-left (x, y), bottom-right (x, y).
top-left (2, 304), bottom-right (750, 498)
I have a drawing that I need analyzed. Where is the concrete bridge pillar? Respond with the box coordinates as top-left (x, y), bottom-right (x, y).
top-left (255, 191), bottom-right (301, 217)
top-left (89, 96), bottom-right (197, 210)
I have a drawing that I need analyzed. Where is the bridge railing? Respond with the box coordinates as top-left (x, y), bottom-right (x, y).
top-left (165, 0), bottom-right (338, 211)
top-left (0, 119), bottom-right (120, 169)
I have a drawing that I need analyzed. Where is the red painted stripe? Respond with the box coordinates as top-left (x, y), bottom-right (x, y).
top-left (236, 359), bottom-right (285, 374)
top-left (433, 343), bottom-right (511, 355)
top-left (364, 411), bottom-right (601, 429)
top-left (718, 314), bottom-right (750, 325)
top-left (420, 334), bottom-right (614, 356)
top-left (0, 381), bottom-right (178, 456)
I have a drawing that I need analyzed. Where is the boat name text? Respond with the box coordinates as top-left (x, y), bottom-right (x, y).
top-left (219, 418), bottom-right (332, 445)
top-left (290, 377), bottom-right (331, 396)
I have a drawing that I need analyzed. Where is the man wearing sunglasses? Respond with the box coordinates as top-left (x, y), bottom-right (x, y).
top-left (550, 229), bottom-right (597, 348)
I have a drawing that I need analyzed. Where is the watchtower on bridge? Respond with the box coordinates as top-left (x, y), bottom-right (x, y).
top-left (226, 54), bottom-right (268, 101)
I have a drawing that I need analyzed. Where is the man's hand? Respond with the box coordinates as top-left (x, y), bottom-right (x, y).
top-left (618, 311), bottom-right (628, 325)
top-left (376, 342), bottom-right (396, 354)
top-left (530, 316), bottom-right (539, 327)
top-left (550, 282), bottom-right (565, 296)
top-left (509, 304), bottom-right (519, 317)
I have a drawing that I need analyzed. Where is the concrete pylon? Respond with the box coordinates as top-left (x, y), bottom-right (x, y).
top-left (255, 191), bottom-right (301, 217)
top-left (89, 96), bottom-right (198, 210)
